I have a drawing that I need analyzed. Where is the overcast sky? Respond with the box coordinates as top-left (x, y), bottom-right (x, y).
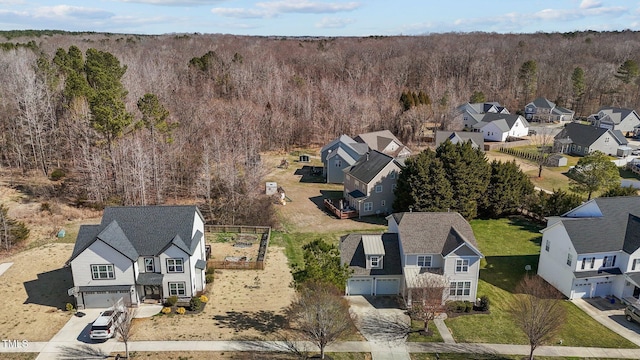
top-left (0, 0), bottom-right (635, 36)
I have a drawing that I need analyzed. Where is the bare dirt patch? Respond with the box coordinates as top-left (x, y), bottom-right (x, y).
top-left (0, 242), bottom-right (74, 341)
top-left (131, 246), bottom-right (295, 341)
top-left (262, 151), bottom-right (386, 233)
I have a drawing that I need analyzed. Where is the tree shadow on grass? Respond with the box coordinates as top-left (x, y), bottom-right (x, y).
top-left (294, 166), bottom-right (325, 183)
top-left (480, 255), bottom-right (539, 293)
top-left (213, 310), bottom-right (286, 334)
top-left (507, 216), bottom-right (544, 247)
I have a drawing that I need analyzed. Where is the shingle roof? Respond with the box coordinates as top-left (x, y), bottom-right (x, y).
top-left (136, 272), bottom-right (164, 285)
top-left (346, 150), bottom-right (399, 184)
top-left (554, 122), bottom-right (613, 147)
top-left (557, 197), bottom-right (640, 254)
top-left (435, 131), bottom-right (484, 149)
top-left (340, 233), bottom-right (402, 276)
top-left (473, 113), bottom-right (528, 131)
top-left (598, 107), bottom-right (636, 125)
top-left (70, 205), bottom-right (203, 262)
top-left (390, 212), bottom-right (481, 255)
top-left (531, 97), bottom-right (556, 108)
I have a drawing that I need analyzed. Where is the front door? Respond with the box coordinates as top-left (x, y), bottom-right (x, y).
top-left (144, 285), bottom-right (161, 300)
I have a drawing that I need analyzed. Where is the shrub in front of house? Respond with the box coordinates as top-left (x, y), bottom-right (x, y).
top-left (165, 295), bottom-right (178, 307)
top-left (161, 307), bottom-right (172, 314)
top-left (190, 296), bottom-right (203, 311)
top-left (477, 295), bottom-right (490, 312)
top-left (176, 307), bottom-right (186, 315)
top-left (447, 300), bottom-right (474, 313)
top-left (206, 273), bottom-right (214, 284)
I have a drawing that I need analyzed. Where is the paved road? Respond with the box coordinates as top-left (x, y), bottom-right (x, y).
top-left (3, 297), bottom-right (639, 359)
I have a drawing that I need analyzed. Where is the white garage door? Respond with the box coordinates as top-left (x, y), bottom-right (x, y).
top-left (571, 282), bottom-right (589, 299)
top-left (82, 291), bottom-right (127, 308)
top-left (348, 278), bottom-right (372, 295)
top-left (594, 281), bottom-right (613, 297)
top-left (375, 278), bottom-right (399, 295)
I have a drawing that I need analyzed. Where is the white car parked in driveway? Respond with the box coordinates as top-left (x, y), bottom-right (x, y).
top-left (89, 308), bottom-right (123, 340)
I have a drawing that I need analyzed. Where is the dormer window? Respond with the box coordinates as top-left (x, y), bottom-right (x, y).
top-left (370, 256), bottom-right (379, 268)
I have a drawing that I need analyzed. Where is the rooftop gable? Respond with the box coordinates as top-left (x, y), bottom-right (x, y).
top-left (346, 150), bottom-right (399, 184)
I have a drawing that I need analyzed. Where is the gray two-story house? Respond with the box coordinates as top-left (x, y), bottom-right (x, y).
top-left (340, 212), bottom-right (484, 305)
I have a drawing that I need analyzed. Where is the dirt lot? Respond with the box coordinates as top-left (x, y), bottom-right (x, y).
top-left (132, 245), bottom-right (295, 341)
top-left (262, 151), bottom-right (387, 233)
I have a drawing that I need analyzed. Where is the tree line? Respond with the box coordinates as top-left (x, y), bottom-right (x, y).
top-left (2, 31), bottom-right (640, 222)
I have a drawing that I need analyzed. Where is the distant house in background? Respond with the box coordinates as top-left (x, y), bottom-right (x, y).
top-left (320, 135), bottom-right (369, 184)
top-left (354, 130), bottom-right (412, 158)
top-left (435, 131), bottom-right (484, 150)
top-left (525, 97), bottom-right (574, 123)
top-left (472, 113), bottom-right (529, 142)
top-left (343, 150), bottom-right (404, 217)
top-left (456, 102), bottom-right (509, 130)
top-left (588, 107), bottom-right (640, 135)
top-left (554, 122), bottom-right (628, 156)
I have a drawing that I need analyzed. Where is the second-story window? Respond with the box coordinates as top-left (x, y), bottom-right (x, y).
top-left (567, 253), bottom-right (573, 267)
top-left (145, 257), bottom-right (154, 272)
top-left (417, 255), bottom-right (432, 268)
top-left (375, 185), bottom-right (383, 193)
top-left (455, 259), bottom-right (469, 272)
top-left (167, 258), bottom-right (184, 273)
top-left (603, 255), bottom-right (616, 268)
top-left (370, 256), bottom-right (379, 268)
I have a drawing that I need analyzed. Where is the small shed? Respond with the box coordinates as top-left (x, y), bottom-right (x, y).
top-left (265, 182), bottom-right (278, 196)
top-left (299, 154), bottom-right (310, 162)
top-left (617, 146), bottom-right (632, 157)
top-left (547, 154), bottom-right (568, 167)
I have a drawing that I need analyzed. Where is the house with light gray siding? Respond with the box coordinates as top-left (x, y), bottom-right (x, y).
top-left (68, 206), bottom-right (207, 309)
top-left (525, 97), bottom-right (574, 122)
top-left (588, 107), bottom-right (640, 135)
top-left (538, 197), bottom-right (640, 302)
top-left (554, 122), bottom-right (627, 156)
top-left (456, 102), bottom-right (509, 130)
top-left (340, 212), bottom-right (483, 305)
top-left (320, 135), bottom-right (369, 184)
top-left (343, 150), bottom-right (403, 217)
top-left (435, 131), bottom-right (484, 150)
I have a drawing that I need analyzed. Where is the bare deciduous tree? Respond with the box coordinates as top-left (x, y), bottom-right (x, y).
top-left (509, 275), bottom-right (566, 360)
top-left (407, 272), bottom-right (449, 335)
top-left (530, 126), bottom-right (558, 178)
top-left (285, 281), bottom-right (354, 359)
top-left (114, 307), bottom-right (138, 359)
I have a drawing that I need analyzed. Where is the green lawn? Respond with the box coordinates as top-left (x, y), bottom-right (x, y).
top-left (444, 217), bottom-right (638, 348)
top-left (411, 354), bottom-right (631, 360)
top-left (407, 320), bottom-right (444, 342)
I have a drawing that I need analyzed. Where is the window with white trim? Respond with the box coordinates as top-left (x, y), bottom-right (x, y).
top-left (144, 257), bottom-right (154, 272)
top-left (567, 253), bottom-right (573, 267)
top-left (545, 240), bottom-right (550, 252)
top-left (369, 256), bottom-right (380, 268)
top-left (167, 258), bottom-right (184, 273)
top-left (455, 259), bottom-right (469, 272)
top-left (632, 258), bottom-right (640, 271)
top-left (375, 185), bottom-right (383, 193)
top-left (168, 282), bottom-right (186, 296)
top-left (581, 257), bottom-right (595, 270)
top-left (91, 264), bottom-right (115, 280)
top-left (603, 255), bottom-right (616, 268)
top-left (417, 255), bottom-right (432, 268)
top-left (450, 281), bottom-right (471, 296)
top-left (363, 202), bottom-right (373, 212)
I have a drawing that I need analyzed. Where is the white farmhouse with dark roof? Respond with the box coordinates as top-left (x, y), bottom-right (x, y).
top-left (340, 212), bottom-right (484, 305)
top-left (472, 113), bottom-right (529, 142)
top-left (538, 197), bottom-right (640, 302)
top-left (67, 205), bottom-right (208, 309)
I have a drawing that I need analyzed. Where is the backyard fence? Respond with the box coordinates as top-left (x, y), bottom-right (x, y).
top-left (205, 225), bottom-right (270, 270)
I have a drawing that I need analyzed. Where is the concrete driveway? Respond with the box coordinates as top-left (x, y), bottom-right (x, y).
top-left (348, 295), bottom-right (410, 344)
top-left (572, 298), bottom-right (640, 346)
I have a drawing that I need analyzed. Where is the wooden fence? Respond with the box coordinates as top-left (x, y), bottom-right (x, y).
top-left (205, 225), bottom-right (270, 270)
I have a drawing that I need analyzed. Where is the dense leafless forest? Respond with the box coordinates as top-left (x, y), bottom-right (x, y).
top-left (1, 30), bottom-right (639, 223)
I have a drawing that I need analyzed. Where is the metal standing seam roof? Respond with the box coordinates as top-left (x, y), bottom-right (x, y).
top-left (362, 234), bottom-right (385, 255)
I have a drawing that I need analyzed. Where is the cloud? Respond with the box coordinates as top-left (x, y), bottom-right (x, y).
top-left (212, 0), bottom-right (361, 19)
top-left (580, 0), bottom-right (602, 10)
top-left (315, 17), bottom-right (354, 29)
top-left (33, 5), bottom-right (113, 20)
top-left (118, 0), bottom-right (225, 5)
